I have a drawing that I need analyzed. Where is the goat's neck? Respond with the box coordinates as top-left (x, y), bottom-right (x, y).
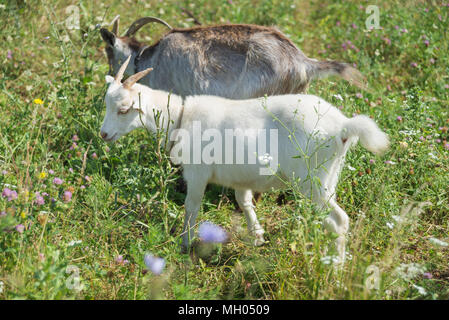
top-left (139, 87), bottom-right (184, 140)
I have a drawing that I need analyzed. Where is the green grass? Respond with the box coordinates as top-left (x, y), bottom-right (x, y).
top-left (0, 0), bottom-right (448, 299)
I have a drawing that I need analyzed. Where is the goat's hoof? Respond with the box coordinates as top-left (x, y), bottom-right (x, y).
top-left (252, 232), bottom-right (266, 246)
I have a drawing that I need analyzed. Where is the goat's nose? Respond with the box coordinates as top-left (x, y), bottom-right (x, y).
top-left (100, 131), bottom-right (108, 140)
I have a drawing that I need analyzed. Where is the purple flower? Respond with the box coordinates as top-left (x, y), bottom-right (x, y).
top-left (430, 58), bottom-right (435, 64)
top-left (15, 224), bottom-right (25, 233)
top-left (411, 62), bottom-right (418, 68)
top-left (0, 211), bottom-right (6, 217)
top-left (2, 187), bottom-right (18, 201)
top-left (1, 170), bottom-right (7, 175)
top-left (396, 116), bottom-right (403, 122)
top-left (91, 152), bottom-right (98, 159)
top-left (34, 192), bottom-right (45, 205)
top-left (7, 50), bottom-right (12, 59)
top-left (63, 190), bottom-right (72, 202)
top-left (351, 23), bottom-right (357, 29)
top-left (115, 255), bottom-right (124, 264)
top-left (444, 143), bottom-right (449, 150)
top-left (355, 93), bottom-right (363, 99)
top-left (423, 39), bottom-right (430, 46)
top-left (80, 185), bottom-right (86, 190)
top-left (72, 135), bottom-right (79, 142)
top-left (369, 159), bottom-right (376, 164)
top-left (423, 272), bottom-right (433, 279)
top-left (53, 177), bottom-right (63, 185)
top-left (198, 221), bottom-right (228, 243)
top-left (69, 168), bottom-right (74, 173)
top-left (69, 142), bottom-right (77, 150)
top-left (144, 254), bottom-right (166, 275)
top-left (49, 169), bottom-right (54, 175)
top-left (435, 139), bottom-right (441, 143)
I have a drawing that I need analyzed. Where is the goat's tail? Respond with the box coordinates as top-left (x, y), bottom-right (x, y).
top-left (307, 59), bottom-right (367, 90)
top-left (341, 115), bottom-right (389, 155)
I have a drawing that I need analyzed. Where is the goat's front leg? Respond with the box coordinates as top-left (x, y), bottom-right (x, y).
top-left (235, 189), bottom-right (265, 246)
top-left (181, 179), bottom-right (208, 252)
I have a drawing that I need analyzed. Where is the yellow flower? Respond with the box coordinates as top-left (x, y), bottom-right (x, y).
top-left (20, 211), bottom-right (27, 219)
top-left (33, 98), bottom-right (44, 105)
top-left (39, 172), bottom-right (47, 179)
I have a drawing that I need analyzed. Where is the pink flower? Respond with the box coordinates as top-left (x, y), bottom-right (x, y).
top-left (63, 190), bottom-right (72, 202)
top-left (444, 143), bottom-right (449, 150)
top-left (423, 272), bottom-right (432, 279)
top-left (423, 39), bottom-right (430, 46)
top-left (356, 93), bottom-right (363, 99)
top-left (351, 23), bottom-right (357, 29)
top-left (430, 58), bottom-right (435, 64)
top-left (34, 192), bottom-right (45, 205)
top-left (91, 152), bottom-right (98, 159)
top-left (2, 187), bottom-right (18, 201)
top-left (7, 50), bottom-right (12, 59)
top-left (72, 135), bottom-right (79, 142)
top-left (53, 177), bottom-right (63, 185)
top-left (49, 169), bottom-right (55, 175)
top-left (16, 224), bottom-right (25, 233)
top-left (397, 116), bottom-right (403, 122)
top-left (411, 62), bottom-right (418, 68)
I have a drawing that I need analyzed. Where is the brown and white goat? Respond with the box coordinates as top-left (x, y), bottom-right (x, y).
top-left (100, 16), bottom-right (366, 99)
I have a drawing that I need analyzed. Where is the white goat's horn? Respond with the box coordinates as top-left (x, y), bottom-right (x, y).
top-left (123, 68), bottom-right (153, 89)
top-left (111, 15), bottom-right (120, 34)
top-left (124, 17), bottom-right (172, 37)
top-left (115, 55), bottom-right (131, 83)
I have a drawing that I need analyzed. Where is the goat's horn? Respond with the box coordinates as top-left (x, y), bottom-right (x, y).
top-left (115, 55), bottom-right (132, 83)
top-left (124, 17), bottom-right (172, 37)
top-left (123, 68), bottom-right (153, 89)
top-left (111, 15), bottom-right (120, 34)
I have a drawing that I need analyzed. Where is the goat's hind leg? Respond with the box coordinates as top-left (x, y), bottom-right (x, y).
top-left (321, 196), bottom-right (349, 264)
top-left (235, 189), bottom-right (265, 246)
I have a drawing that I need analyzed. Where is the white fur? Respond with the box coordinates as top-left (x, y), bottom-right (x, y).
top-left (101, 81), bottom-right (389, 263)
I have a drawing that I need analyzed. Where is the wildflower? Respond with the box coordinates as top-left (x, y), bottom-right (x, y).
top-left (63, 190), bottom-right (72, 202)
top-left (72, 135), bottom-right (79, 142)
top-left (412, 284), bottom-right (427, 295)
top-left (53, 177), bottom-right (63, 185)
top-left (435, 139), bottom-right (441, 143)
top-left (445, 84), bottom-right (449, 89)
top-left (419, 136), bottom-right (425, 141)
top-left (39, 172), bottom-right (47, 179)
top-left (320, 255), bottom-right (340, 265)
top-left (355, 92), bottom-right (363, 99)
top-left (2, 187), bottom-right (18, 201)
top-left (399, 141), bottom-right (408, 149)
top-left (411, 62), bottom-right (418, 68)
top-left (69, 168), bottom-right (74, 173)
top-left (34, 192), bottom-right (45, 205)
top-left (144, 253), bottom-right (166, 275)
top-left (336, 21), bottom-right (341, 27)
top-left (115, 255), bottom-right (124, 264)
top-left (7, 50), bottom-right (12, 59)
top-left (384, 160), bottom-right (396, 165)
top-left (84, 176), bottom-right (91, 183)
top-left (198, 221), bottom-right (228, 243)
top-left (20, 211), bottom-right (27, 219)
top-left (430, 58), bottom-right (435, 64)
top-left (423, 272), bottom-right (433, 279)
top-left (351, 23), bottom-right (357, 29)
top-left (369, 159), bottom-right (375, 164)
top-left (0, 211), bottom-right (6, 217)
top-left (91, 152), bottom-right (98, 159)
top-left (15, 224), bottom-right (25, 233)
top-left (396, 116), bottom-right (402, 122)
top-left (423, 39), bottom-right (429, 46)
top-left (383, 37), bottom-right (391, 45)
top-left (401, 28), bottom-right (408, 33)
top-left (33, 98), bottom-right (44, 105)
top-left (49, 169), bottom-right (55, 175)
top-left (69, 142), bottom-right (77, 150)
top-left (80, 185), bottom-right (86, 190)
top-left (386, 222), bottom-right (394, 229)
top-left (104, 146), bottom-right (110, 153)
top-left (68, 240), bottom-right (82, 247)
top-left (444, 143), bottom-right (449, 150)
top-left (1, 170), bottom-right (7, 175)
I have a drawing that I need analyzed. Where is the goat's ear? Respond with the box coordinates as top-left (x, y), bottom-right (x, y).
top-left (105, 75), bottom-right (115, 84)
top-left (100, 28), bottom-right (116, 46)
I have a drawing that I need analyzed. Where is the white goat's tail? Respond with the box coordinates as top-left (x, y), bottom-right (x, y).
top-left (341, 115), bottom-right (390, 155)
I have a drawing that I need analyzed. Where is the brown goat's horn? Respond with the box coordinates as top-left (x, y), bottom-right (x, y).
top-left (124, 17), bottom-right (172, 37)
top-left (111, 15), bottom-right (120, 34)
top-left (123, 68), bottom-right (153, 89)
top-left (115, 55), bottom-right (131, 83)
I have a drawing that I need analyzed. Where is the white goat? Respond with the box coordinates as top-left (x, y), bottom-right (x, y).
top-left (100, 57), bottom-right (389, 263)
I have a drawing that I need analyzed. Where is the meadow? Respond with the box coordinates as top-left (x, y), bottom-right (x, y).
top-left (0, 0), bottom-right (448, 299)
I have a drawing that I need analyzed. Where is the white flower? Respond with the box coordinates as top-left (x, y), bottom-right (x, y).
top-left (68, 240), bottom-right (82, 247)
top-left (347, 165), bottom-right (356, 171)
top-left (394, 263), bottom-right (426, 280)
top-left (333, 94), bottom-right (344, 101)
top-left (428, 237), bottom-right (448, 247)
top-left (386, 222), bottom-right (395, 229)
top-left (320, 255), bottom-right (340, 265)
top-left (412, 284), bottom-right (427, 295)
